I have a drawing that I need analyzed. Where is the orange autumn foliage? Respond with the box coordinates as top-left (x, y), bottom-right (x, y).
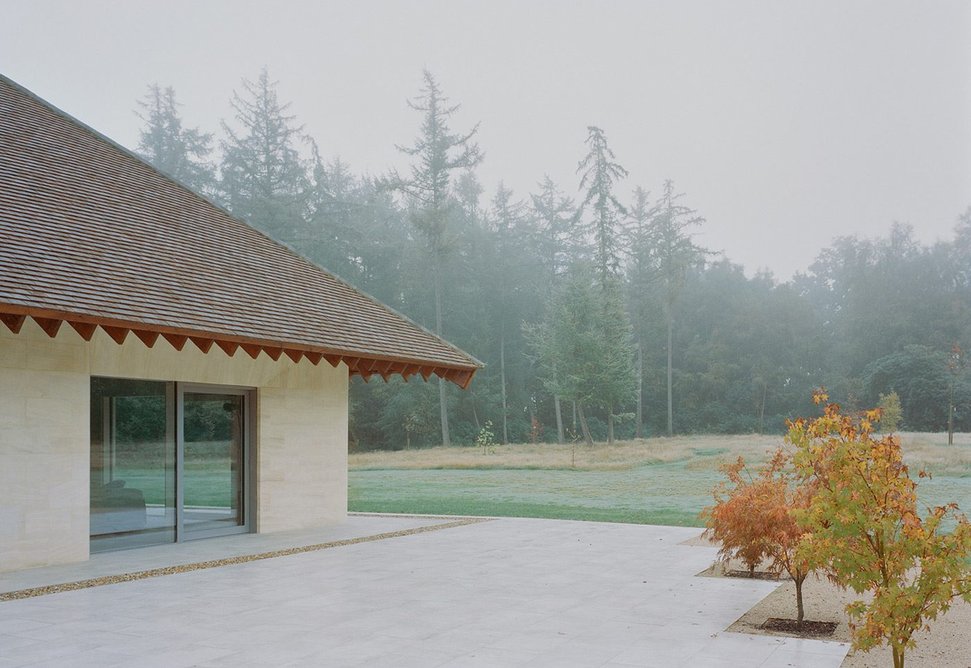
top-left (704, 448), bottom-right (814, 624)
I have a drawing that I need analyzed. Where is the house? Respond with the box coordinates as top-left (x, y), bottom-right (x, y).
top-left (0, 74), bottom-right (480, 573)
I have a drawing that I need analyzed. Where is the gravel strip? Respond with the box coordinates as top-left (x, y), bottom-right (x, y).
top-left (0, 517), bottom-right (490, 603)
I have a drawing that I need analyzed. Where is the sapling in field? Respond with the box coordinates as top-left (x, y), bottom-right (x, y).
top-left (790, 392), bottom-right (971, 668)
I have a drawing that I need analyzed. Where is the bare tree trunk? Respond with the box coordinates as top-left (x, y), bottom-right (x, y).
top-left (635, 339), bottom-right (644, 439)
top-left (607, 403), bottom-right (615, 445)
top-left (500, 329), bottom-right (508, 444)
top-left (554, 395), bottom-right (565, 444)
top-left (471, 393), bottom-right (481, 431)
top-left (434, 263), bottom-right (450, 447)
top-left (666, 314), bottom-right (674, 437)
top-left (948, 381), bottom-right (955, 446)
top-left (577, 402), bottom-right (594, 446)
top-left (758, 382), bottom-right (767, 435)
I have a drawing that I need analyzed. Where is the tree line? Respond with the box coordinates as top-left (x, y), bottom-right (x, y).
top-left (134, 69), bottom-right (971, 449)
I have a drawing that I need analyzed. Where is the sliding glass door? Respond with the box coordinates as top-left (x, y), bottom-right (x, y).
top-left (180, 388), bottom-right (248, 538)
top-left (90, 378), bottom-right (176, 551)
top-left (90, 378), bottom-right (251, 552)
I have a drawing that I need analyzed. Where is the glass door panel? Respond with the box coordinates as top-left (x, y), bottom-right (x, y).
top-left (181, 391), bottom-right (245, 535)
top-left (90, 378), bottom-right (175, 552)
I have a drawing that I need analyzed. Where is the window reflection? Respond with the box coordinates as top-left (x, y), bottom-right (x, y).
top-left (90, 378), bottom-right (175, 551)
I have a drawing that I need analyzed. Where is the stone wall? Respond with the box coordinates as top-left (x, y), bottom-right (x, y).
top-left (0, 320), bottom-right (347, 573)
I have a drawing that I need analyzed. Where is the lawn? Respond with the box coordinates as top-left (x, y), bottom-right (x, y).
top-left (348, 432), bottom-right (971, 527)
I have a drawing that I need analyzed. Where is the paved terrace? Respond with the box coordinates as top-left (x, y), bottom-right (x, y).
top-left (0, 516), bottom-right (849, 667)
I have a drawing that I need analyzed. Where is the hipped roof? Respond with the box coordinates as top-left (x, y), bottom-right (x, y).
top-left (0, 75), bottom-right (480, 388)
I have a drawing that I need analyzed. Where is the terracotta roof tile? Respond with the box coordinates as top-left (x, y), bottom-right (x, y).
top-left (0, 75), bottom-right (480, 386)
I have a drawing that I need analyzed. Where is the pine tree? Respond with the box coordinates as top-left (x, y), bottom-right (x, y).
top-left (135, 84), bottom-right (214, 195)
top-left (527, 263), bottom-right (635, 445)
top-left (303, 149), bottom-right (367, 282)
top-left (489, 183), bottom-right (527, 444)
top-left (625, 186), bottom-right (660, 438)
top-left (648, 179), bottom-right (707, 436)
top-left (529, 176), bottom-right (578, 443)
top-left (577, 126), bottom-right (628, 291)
top-left (575, 126), bottom-right (636, 442)
top-left (219, 68), bottom-right (310, 241)
top-left (392, 70), bottom-right (483, 447)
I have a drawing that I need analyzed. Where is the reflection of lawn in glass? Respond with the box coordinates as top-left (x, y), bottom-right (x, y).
top-left (114, 455), bottom-right (234, 507)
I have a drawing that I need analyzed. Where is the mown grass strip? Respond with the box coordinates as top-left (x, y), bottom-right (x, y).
top-left (349, 499), bottom-right (705, 528)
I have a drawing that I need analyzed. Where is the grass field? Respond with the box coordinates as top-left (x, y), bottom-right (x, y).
top-left (348, 432), bottom-right (971, 527)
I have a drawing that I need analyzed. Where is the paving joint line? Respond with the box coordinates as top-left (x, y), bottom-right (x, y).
top-left (0, 517), bottom-right (491, 603)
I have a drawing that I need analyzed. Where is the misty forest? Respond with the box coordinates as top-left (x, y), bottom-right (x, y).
top-left (134, 69), bottom-right (971, 450)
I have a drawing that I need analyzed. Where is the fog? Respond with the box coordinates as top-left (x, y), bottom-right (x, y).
top-left (3, 0), bottom-right (969, 279)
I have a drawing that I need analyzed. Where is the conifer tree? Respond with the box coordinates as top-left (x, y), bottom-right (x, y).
top-left (648, 179), bottom-right (707, 436)
top-left (135, 84), bottom-right (215, 196)
top-left (577, 126), bottom-right (628, 291)
top-left (530, 176), bottom-right (578, 443)
top-left (625, 186), bottom-right (661, 438)
top-left (219, 68), bottom-right (310, 241)
top-left (392, 70), bottom-right (483, 447)
top-left (574, 126), bottom-right (636, 442)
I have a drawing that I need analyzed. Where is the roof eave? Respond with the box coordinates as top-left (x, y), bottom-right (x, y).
top-left (0, 306), bottom-right (480, 389)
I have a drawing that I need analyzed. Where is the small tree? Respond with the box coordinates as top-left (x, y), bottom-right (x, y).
top-left (790, 392), bottom-right (971, 668)
top-left (704, 449), bottom-right (814, 625)
top-left (705, 456), bottom-right (775, 578)
top-left (878, 391), bottom-right (903, 433)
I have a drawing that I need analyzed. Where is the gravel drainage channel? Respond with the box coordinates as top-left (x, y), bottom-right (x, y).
top-left (0, 517), bottom-right (490, 603)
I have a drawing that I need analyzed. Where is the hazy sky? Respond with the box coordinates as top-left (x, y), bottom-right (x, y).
top-left (3, 1), bottom-right (969, 280)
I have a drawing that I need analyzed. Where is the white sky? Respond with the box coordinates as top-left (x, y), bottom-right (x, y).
top-left (3, 0), bottom-right (969, 280)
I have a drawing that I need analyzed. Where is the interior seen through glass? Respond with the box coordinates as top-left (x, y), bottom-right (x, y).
top-left (183, 392), bottom-right (244, 533)
top-left (90, 378), bottom-right (246, 552)
top-left (90, 378), bottom-right (175, 551)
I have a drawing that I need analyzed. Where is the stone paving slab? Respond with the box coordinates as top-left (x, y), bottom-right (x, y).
top-left (0, 514), bottom-right (453, 595)
top-left (0, 516), bottom-right (850, 667)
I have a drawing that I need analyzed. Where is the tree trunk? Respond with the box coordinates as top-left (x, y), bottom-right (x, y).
top-left (795, 574), bottom-right (805, 627)
top-left (666, 314), bottom-right (674, 437)
top-left (500, 329), bottom-right (508, 444)
top-left (434, 262), bottom-right (450, 447)
top-left (577, 402), bottom-right (594, 446)
top-left (471, 393), bottom-right (481, 431)
top-left (607, 403), bottom-right (615, 445)
top-left (554, 395), bottom-right (565, 444)
top-left (948, 381), bottom-right (955, 446)
top-left (635, 339), bottom-right (644, 439)
top-left (758, 382), bottom-right (767, 435)
top-left (893, 645), bottom-right (905, 668)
